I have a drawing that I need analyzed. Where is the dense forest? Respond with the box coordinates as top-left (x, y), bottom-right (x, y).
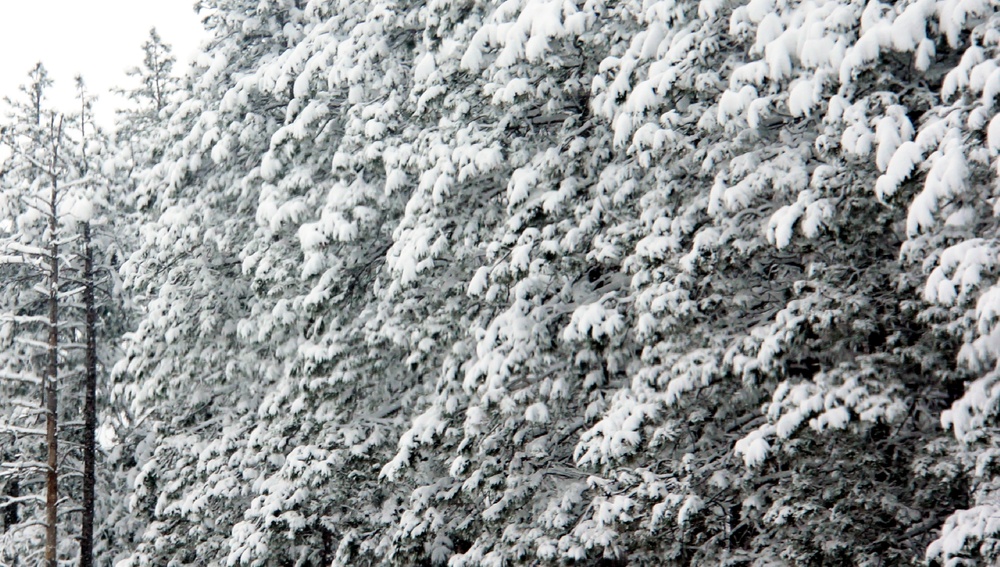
top-left (2, 0), bottom-right (1000, 564)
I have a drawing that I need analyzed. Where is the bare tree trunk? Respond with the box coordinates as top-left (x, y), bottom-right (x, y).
top-left (44, 116), bottom-right (62, 567)
top-left (79, 220), bottom-right (96, 567)
top-left (2, 475), bottom-right (18, 531)
top-left (75, 75), bottom-right (97, 567)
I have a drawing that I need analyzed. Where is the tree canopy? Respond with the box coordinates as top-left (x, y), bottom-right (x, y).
top-left (6, 1), bottom-right (1000, 565)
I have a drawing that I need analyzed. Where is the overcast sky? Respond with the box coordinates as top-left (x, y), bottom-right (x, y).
top-left (0, 1), bottom-right (206, 128)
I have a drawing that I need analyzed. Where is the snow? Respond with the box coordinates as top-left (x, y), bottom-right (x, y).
top-left (636, 25), bottom-right (665, 61)
top-left (492, 77), bottom-right (530, 105)
top-left (468, 266), bottom-right (491, 296)
top-left (747, 97), bottom-right (769, 129)
top-left (923, 241), bottom-right (992, 306)
top-left (942, 46), bottom-right (984, 101)
top-left (800, 199), bottom-right (833, 239)
top-left (524, 401), bottom-right (550, 423)
top-left (575, 391), bottom-right (656, 465)
top-left (297, 222), bottom-right (327, 251)
top-left (767, 199), bottom-right (805, 249)
top-left (875, 108), bottom-right (914, 173)
top-left (745, 0), bottom-right (774, 23)
top-left (42, 0), bottom-right (1000, 564)
top-left (967, 59), bottom-right (997, 94)
top-left (475, 147), bottom-right (503, 172)
top-left (734, 432), bottom-right (772, 468)
top-left (890, 0), bottom-right (931, 52)
top-left (787, 78), bottom-right (818, 117)
top-left (938, 0), bottom-right (990, 48)
top-left (840, 21), bottom-right (891, 84)
top-left (69, 197), bottom-right (94, 222)
top-left (800, 35), bottom-right (837, 69)
top-left (624, 80), bottom-right (658, 114)
top-left (260, 152), bottom-right (282, 181)
top-left (507, 167), bottom-right (538, 208)
top-left (677, 495), bottom-right (703, 527)
top-left (810, 406), bottom-right (850, 431)
top-left (754, 13), bottom-right (784, 54)
top-left (679, 227), bottom-right (721, 272)
top-left (776, 408), bottom-right (804, 438)
top-left (765, 35), bottom-right (793, 80)
top-left (915, 37), bottom-right (935, 71)
top-left (841, 122), bottom-right (874, 157)
top-left (510, 242), bottom-right (533, 273)
top-left (381, 407), bottom-right (446, 481)
top-left (927, 505), bottom-right (1000, 563)
top-left (988, 115), bottom-right (1000, 154)
top-left (906, 136), bottom-right (968, 236)
top-left (729, 61), bottom-right (768, 88)
top-left (158, 205), bottom-right (192, 226)
top-left (945, 207), bottom-right (975, 228)
top-left (293, 71), bottom-right (311, 99)
top-left (562, 302), bottom-right (624, 343)
top-left (413, 52), bottom-right (436, 83)
top-left (210, 134), bottom-right (233, 163)
top-left (698, 0), bottom-right (725, 20)
top-left (875, 140), bottom-right (922, 201)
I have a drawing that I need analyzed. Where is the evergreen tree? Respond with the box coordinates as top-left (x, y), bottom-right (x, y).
top-left (0, 63), bottom-right (102, 567)
top-left (100, 1), bottom-right (1000, 565)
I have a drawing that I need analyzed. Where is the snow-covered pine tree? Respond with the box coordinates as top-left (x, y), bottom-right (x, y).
top-left (110, 2), bottom-right (300, 563)
top-left (0, 63), bottom-right (67, 566)
top-left (581, 0), bottom-right (969, 562)
top-left (61, 75), bottom-right (110, 567)
top-left (893, 5), bottom-right (1000, 565)
top-left (95, 28), bottom-right (186, 565)
top-left (133, 28), bottom-right (176, 116)
top-left (109, 0), bottom-right (1000, 565)
top-left (111, 28), bottom-right (180, 208)
top-left (0, 63), bottom-right (102, 566)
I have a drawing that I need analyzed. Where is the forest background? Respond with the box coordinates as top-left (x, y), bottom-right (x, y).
top-left (2, 0), bottom-right (1000, 566)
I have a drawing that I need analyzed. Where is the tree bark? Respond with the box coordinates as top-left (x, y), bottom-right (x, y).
top-left (43, 116), bottom-right (61, 567)
top-left (1, 475), bottom-right (18, 531)
top-left (79, 220), bottom-right (96, 567)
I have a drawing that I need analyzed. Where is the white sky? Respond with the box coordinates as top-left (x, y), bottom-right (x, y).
top-left (0, 1), bottom-right (207, 128)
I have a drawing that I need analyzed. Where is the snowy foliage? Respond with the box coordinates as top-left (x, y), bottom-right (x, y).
top-left (0, 64), bottom-right (113, 566)
top-left (41, 0), bottom-right (1000, 565)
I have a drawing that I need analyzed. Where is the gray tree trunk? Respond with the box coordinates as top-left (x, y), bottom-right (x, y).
top-left (79, 220), bottom-right (97, 567)
top-left (43, 116), bottom-right (62, 567)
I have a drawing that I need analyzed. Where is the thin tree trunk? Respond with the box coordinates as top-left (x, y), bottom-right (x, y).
top-left (76, 75), bottom-right (97, 567)
top-left (44, 116), bottom-right (62, 567)
top-left (79, 221), bottom-right (96, 567)
top-left (2, 475), bottom-right (18, 531)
